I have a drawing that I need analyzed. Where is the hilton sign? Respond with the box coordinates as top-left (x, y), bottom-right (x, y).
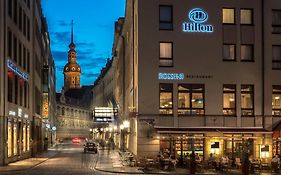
top-left (182, 8), bottom-right (214, 33)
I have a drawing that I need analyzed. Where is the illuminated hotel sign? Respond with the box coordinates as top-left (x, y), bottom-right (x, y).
top-left (7, 59), bottom-right (29, 81)
top-left (182, 8), bottom-right (214, 33)
top-left (93, 107), bottom-right (117, 123)
top-left (158, 73), bottom-right (184, 80)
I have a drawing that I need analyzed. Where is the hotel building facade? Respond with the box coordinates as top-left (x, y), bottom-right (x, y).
top-left (107, 0), bottom-right (281, 164)
top-left (0, 0), bottom-right (55, 165)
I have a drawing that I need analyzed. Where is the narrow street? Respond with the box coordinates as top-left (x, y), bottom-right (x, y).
top-left (2, 143), bottom-right (100, 175)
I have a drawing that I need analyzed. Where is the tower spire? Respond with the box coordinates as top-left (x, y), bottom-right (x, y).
top-left (71, 20), bottom-right (74, 43)
top-left (69, 20), bottom-right (75, 49)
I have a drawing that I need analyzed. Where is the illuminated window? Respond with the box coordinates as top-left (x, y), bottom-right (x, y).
top-left (272, 10), bottom-right (281, 33)
top-left (241, 85), bottom-right (254, 116)
top-left (159, 84), bottom-right (173, 115)
top-left (223, 44), bottom-right (236, 61)
top-left (23, 124), bottom-right (26, 152)
top-left (159, 42), bottom-right (173, 67)
top-left (240, 9), bottom-right (253, 25)
top-left (178, 84), bottom-right (204, 115)
top-left (13, 123), bottom-right (17, 155)
top-left (27, 124), bottom-right (30, 151)
top-left (241, 45), bottom-right (253, 61)
top-left (272, 86), bottom-right (281, 116)
top-left (8, 121), bottom-right (12, 157)
top-left (159, 5), bottom-right (173, 30)
top-left (223, 85), bottom-right (236, 115)
top-left (272, 45), bottom-right (281, 69)
top-left (223, 8), bottom-right (235, 24)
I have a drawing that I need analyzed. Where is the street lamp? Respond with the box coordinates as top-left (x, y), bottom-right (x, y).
top-left (123, 120), bottom-right (130, 128)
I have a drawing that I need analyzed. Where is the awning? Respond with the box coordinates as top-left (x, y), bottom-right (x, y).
top-left (273, 120), bottom-right (281, 137)
top-left (154, 126), bottom-right (271, 134)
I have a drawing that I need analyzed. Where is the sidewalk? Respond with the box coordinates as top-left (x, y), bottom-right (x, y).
top-left (94, 149), bottom-right (228, 174)
top-left (0, 146), bottom-right (59, 172)
top-left (94, 149), bottom-right (278, 175)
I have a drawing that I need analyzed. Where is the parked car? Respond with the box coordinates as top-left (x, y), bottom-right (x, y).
top-left (72, 138), bottom-right (81, 144)
top-left (84, 142), bottom-right (98, 153)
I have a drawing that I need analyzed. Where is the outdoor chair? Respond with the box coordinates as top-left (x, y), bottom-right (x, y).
top-left (235, 158), bottom-right (242, 169)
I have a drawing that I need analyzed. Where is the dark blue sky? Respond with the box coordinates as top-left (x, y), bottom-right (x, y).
top-left (42, 0), bottom-right (125, 92)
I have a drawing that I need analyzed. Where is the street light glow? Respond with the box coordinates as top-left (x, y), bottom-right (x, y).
top-left (123, 120), bottom-right (130, 128)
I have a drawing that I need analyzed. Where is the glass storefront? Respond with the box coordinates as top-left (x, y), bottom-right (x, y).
top-left (13, 123), bottom-right (17, 155)
top-left (7, 118), bottom-right (30, 158)
top-left (27, 124), bottom-right (30, 151)
top-left (23, 123), bottom-right (26, 152)
top-left (160, 134), bottom-right (204, 159)
top-left (8, 121), bottom-right (12, 157)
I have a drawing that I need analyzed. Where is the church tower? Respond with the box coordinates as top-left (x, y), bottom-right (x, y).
top-left (63, 21), bottom-right (81, 90)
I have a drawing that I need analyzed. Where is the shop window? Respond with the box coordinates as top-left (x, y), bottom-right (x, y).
top-left (159, 84), bottom-right (173, 115)
top-left (223, 8), bottom-right (235, 24)
top-left (272, 10), bottom-right (281, 34)
top-left (223, 85), bottom-right (236, 115)
top-left (272, 45), bottom-right (281, 69)
top-left (13, 123), bottom-right (17, 155)
top-left (223, 44), bottom-right (236, 61)
top-left (240, 9), bottom-right (253, 25)
top-left (8, 121), bottom-right (12, 157)
top-left (23, 124), bottom-right (26, 152)
top-left (241, 85), bottom-right (254, 116)
top-left (27, 124), bottom-right (30, 151)
top-left (272, 85), bottom-right (281, 116)
top-left (159, 5), bottom-right (173, 30)
top-left (178, 84), bottom-right (204, 115)
top-left (159, 42), bottom-right (173, 67)
top-left (241, 45), bottom-right (254, 61)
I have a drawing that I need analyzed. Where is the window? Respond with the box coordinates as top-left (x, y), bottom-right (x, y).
top-left (7, 121), bottom-right (12, 157)
top-left (13, 36), bottom-right (17, 62)
top-left (159, 42), bottom-right (173, 67)
top-left (159, 5), bottom-right (173, 30)
top-left (8, 30), bottom-right (12, 58)
top-left (272, 45), bottom-right (281, 69)
top-left (8, 72), bottom-right (13, 103)
top-left (13, 123), bottom-right (17, 155)
top-left (272, 10), bottom-right (281, 34)
top-left (8, 0), bottom-right (12, 17)
top-left (241, 85), bottom-right (254, 116)
top-left (23, 124), bottom-right (26, 152)
top-left (13, 0), bottom-right (17, 24)
top-left (240, 9), bottom-right (253, 25)
top-left (27, 124), bottom-right (30, 151)
top-left (62, 107), bottom-right (65, 115)
top-left (223, 44), bottom-right (236, 61)
top-left (223, 8), bottom-right (235, 24)
top-left (159, 84), bottom-right (173, 115)
top-left (14, 75), bottom-right (18, 104)
top-left (19, 6), bottom-right (22, 31)
top-left (241, 45), bottom-right (253, 61)
top-left (178, 84), bottom-right (204, 115)
top-left (223, 85), bottom-right (236, 115)
top-left (272, 86), bottom-right (281, 116)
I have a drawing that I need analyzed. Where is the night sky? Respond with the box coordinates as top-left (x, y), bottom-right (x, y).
top-left (42, 0), bottom-right (125, 92)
